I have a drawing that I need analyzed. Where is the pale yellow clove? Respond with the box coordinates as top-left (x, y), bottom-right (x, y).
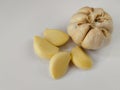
top-left (49, 52), bottom-right (71, 79)
top-left (71, 46), bottom-right (93, 69)
top-left (33, 36), bottom-right (59, 59)
top-left (44, 29), bottom-right (69, 46)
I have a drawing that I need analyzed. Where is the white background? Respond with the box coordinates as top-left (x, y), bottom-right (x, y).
top-left (0, 0), bottom-right (120, 90)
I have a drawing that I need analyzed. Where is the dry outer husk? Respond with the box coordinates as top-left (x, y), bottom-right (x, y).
top-left (67, 6), bottom-right (113, 50)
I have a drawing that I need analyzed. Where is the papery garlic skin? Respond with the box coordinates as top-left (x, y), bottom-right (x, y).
top-left (67, 6), bottom-right (113, 50)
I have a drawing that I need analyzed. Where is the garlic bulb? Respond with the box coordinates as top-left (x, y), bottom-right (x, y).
top-left (67, 7), bottom-right (113, 50)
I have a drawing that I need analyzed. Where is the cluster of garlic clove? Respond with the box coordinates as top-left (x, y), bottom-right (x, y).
top-left (67, 6), bottom-right (113, 50)
top-left (34, 29), bottom-right (93, 79)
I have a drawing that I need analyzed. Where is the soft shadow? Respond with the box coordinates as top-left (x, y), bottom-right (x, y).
top-left (86, 46), bottom-right (112, 68)
top-left (60, 38), bottom-right (76, 52)
top-left (61, 62), bottom-right (79, 79)
top-left (27, 39), bottom-right (35, 59)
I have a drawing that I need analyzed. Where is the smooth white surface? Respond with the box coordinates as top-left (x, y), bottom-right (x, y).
top-left (0, 0), bottom-right (120, 90)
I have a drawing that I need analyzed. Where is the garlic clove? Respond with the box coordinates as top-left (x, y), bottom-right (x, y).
top-left (81, 28), bottom-right (105, 49)
top-left (89, 8), bottom-right (105, 23)
top-left (71, 46), bottom-right (93, 69)
top-left (68, 23), bottom-right (90, 45)
top-left (95, 20), bottom-right (113, 33)
top-left (49, 52), bottom-right (71, 79)
top-left (67, 23), bottom-right (77, 36)
top-left (44, 29), bottom-right (69, 46)
top-left (33, 36), bottom-right (59, 59)
top-left (70, 13), bottom-right (88, 24)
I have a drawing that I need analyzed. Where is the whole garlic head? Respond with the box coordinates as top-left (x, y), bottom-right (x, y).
top-left (67, 7), bottom-right (113, 50)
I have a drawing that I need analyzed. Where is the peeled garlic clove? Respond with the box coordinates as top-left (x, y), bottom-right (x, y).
top-left (49, 52), bottom-right (71, 79)
top-left (44, 29), bottom-right (69, 46)
top-left (71, 46), bottom-right (93, 69)
top-left (33, 36), bottom-right (59, 59)
top-left (81, 28), bottom-right (105, 49)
